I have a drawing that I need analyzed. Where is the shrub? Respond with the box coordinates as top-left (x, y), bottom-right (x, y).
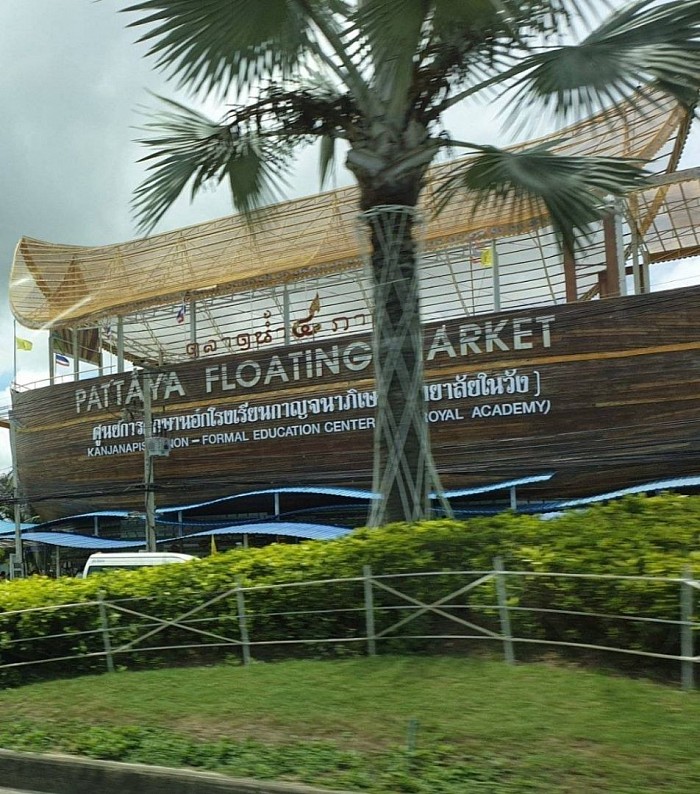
top-left (0, 493), bottom-right (697, 684)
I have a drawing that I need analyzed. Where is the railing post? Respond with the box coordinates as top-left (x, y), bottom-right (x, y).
top-left (494, 557), bottom-right (515, 664)
top-left (681, 566), bottom-right (694, 692)
top-left (236, 577), bottom-right (251, 666)
top-left (363, 565), bottom-right (376, 657)
top-left (97, 591), bottom-right (115, 674)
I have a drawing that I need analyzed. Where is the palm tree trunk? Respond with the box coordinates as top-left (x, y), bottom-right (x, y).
top-left (361, 204), bottom-right (446, 526)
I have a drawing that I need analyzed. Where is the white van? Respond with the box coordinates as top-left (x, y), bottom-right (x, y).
top-left (81, 552), bottom-right (196, 577)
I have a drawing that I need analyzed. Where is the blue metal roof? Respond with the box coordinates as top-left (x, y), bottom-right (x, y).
top-left (0, 519), bottom-right (37, 533)
top-left (34, 511), bottom-right (134, 530)
top-left (22, 476), bottom-right (554, 534)
top-left (16, 472), bottom-right (700, 548)
top-left (157, 476), bottom-right (555, 516)
top-left (554, 475), bottom-right (700, 509)
top-left (4, 522), bottom-right (348, 549)
top-left (157, 486), bottom-right (377, 514)
top-left (444, 473), bottom-right (555, 498)
top-left (169, 521), bottom-right (350, 542)
top-left (20, 532), bottom-right (144, 549)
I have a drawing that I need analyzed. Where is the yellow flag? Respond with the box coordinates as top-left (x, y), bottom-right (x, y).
top-left (480, 248), bottom-right (493, 268)
top-left (16, 338), bottom-right (33, 351)
top-left (210, 534), bottom-right (218, 555)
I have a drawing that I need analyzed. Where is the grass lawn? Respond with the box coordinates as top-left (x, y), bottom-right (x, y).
top-left (0, 656), bottom-right (698, 792)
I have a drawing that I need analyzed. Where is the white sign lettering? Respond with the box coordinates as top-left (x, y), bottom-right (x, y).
top-left (84, 368), bottom-right (550, 457)
top-left (74, 315), bottom-right (556, 414)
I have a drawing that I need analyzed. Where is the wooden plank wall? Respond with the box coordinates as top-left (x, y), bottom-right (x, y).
top-left (13, 286), bottom-right (700, 520)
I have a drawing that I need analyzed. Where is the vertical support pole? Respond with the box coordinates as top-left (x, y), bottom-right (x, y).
top-left (681, 566), bottom-right (694, 692)
top-left (55, 546), bottom-right (60, 578)
top-left (236, 577), bottom-right (251, 666)
top-left (282, 284), bottom-right (291, 346)
top-left (189, 299), bottom-right (197, 351)
top-left (177, 510), bottom-right (184, 552)
top-left (12, 319), bottom-right (17, 385)
top-left (363, 565), bottom-right (377, 657)
top-left (72, 328), bottom-right (80, 382)
top-left (8, 413), bottom-right (24, 580)
top-left (273, 491), bottom-right (280, 519)
top-left (614, 199), bottom-right (627, 297)
top-left (143, 372), bottom-right (157, 552)
top-left (494, 557), bottom-right (515, 664)
top-left (641, 249), bottom-right (651, 295)
top-left (116, 317), bottom-right (124, 374)
top-left (95, 326), bottom-right (104, 378)
top-left (93, 515), bottom-right (99, 537)
top-left (243, 533), bottom-right (249, 549)
top-left (48, 331), bottom-right (55, 386)
top-left (630, 215), bottom-right (642, 296)
top-left (563, 245), bottom-right (577, 303)
top-left (98, 591), bottom-right (115, 674)
top-left (509, 486), bottom-right (517, 512)
top-left (602, 212), bottom-right (621, 298)
top-left (490, 240), bottom-right (500, 312)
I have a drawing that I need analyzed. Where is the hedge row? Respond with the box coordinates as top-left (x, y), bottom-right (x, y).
top-left (0, 493), bottom-right (698, 685)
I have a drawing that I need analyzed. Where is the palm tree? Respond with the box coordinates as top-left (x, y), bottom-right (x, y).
top-left (124, 0), bottom-right (699, 526)
top-left (0, 471), bottom-right (34, 524)
top-left (0, 471), bottom-right (12, 521)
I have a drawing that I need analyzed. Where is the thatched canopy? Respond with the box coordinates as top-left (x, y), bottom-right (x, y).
top-left (10, 91), bottom-right (695, 336)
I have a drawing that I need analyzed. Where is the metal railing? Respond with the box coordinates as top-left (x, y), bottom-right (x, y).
top-left (0, 561), bottom-right (697, 689)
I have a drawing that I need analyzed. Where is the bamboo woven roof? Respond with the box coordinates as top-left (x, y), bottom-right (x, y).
top-left (9, 91), bottom-right (695, 331)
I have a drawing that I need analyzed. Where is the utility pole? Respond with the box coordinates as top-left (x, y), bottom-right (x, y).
top-left (142, 372), bottom-right (157, 552)
top-left (8, 412), bottom-right (25, 579)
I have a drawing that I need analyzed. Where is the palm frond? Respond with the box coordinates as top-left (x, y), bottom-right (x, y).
top-left (431, 0), bottom-right (513, 35)
top-left (509, 0), bottom-right (700, 122)
top-left (355, 0), bottom-right (428, 55)
top-left (319, 134), bottom-right (337, 188)
top-left (429, 0), bottom-right (602, 46)
top-left (352, 0), bottom-right (428, 111)
top-left (132, 97), bottom-right (296, 232)
top-left (123, 0), bottom-right (316, 94)
top-left (417, 0), bottom-right (600, 120)
top-left (435, 144), bottom-right (649, 252)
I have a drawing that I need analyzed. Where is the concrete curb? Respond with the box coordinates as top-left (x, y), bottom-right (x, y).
top-left (0, 749), bottom-right (355, 794)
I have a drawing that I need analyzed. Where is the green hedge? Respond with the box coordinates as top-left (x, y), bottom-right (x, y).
top-left (0, 494), bottom-right (698, 685)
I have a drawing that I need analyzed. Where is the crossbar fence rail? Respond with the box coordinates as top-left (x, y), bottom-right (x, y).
top-left (0, 561), bottom-right (697, 690)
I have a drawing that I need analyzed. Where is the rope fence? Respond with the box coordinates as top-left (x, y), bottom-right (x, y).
top-left (0, 561), bottom-right (696, 690)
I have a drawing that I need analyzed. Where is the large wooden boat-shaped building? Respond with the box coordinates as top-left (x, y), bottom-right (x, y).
top-left (8, 91), bottom-right (700, 534)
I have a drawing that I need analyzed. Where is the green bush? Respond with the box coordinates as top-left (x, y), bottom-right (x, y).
top-left (0, 493), bottom-right (698, 684)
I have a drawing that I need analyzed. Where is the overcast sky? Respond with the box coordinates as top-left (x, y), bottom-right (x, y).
top-left (1, 1), bottom-right (698, 477)
top-left (0, 0), bottom-right (345, 473)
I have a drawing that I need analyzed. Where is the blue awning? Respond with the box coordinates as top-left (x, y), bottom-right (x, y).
top-left (554, 474), bottom-right (700, 509)
top-left (167, 521), bottom-right (350, 542)
top-left (18, 532), bottom-right (145, 549)
top-left (157, 486), bottom-right (377, 514)
top-left (18, 472), bottom-right (700, 549)
top-left (0, 519), bottom-right (37, 533)
top-left (3, 522), bottom-right (348, 549)
top-left (444, 473), bottom-right (554, 498)
top-left (34, 511), bottom-right (135, 530)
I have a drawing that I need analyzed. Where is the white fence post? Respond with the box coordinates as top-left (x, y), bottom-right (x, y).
top-left (236, 577), bottom-right (251, 666)
top-left (681, 566), bottom-right (694, 692)
top-left (494, 557), bottom-right (515, 664)
top-left (363, 565), bottom-right (376, 656)
top-left (97, 591), bottom-right (115, 674)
